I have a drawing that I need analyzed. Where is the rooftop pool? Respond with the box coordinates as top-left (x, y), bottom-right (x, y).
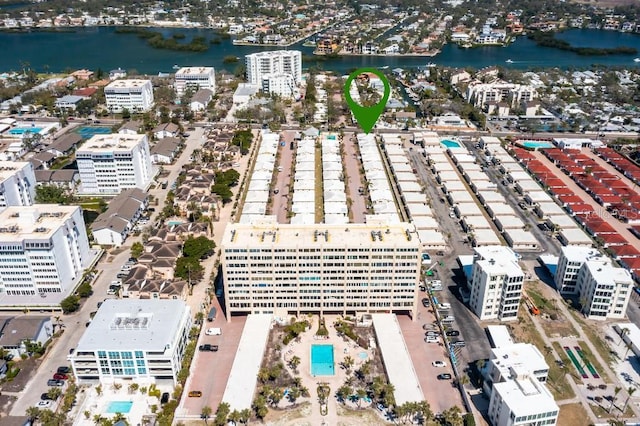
top-left (441, 139), bottom-right (461, 148)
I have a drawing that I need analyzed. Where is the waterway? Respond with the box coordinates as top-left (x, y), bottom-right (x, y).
top-left (0, 26), bottom-right (639, 74)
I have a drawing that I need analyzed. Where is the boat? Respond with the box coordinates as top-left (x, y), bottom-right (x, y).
top-left (634, 58), bottom-right (640, 63)
top-left (172, 64), bottom-right (180, 70)
top-left (505, 59), bottom-right (513, 64)
top-left (380, 66), bottom-right (389, 70)
top-left (302, 40), bottom-right (316, 47)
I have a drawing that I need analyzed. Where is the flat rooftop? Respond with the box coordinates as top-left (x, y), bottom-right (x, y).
top-left (0, 205), bottom-right (79, 241)
top-left (175, 67), bottom-right (214, 75)
top-left (223, 220), bottom-right (419, 248)
top-left (221, 315), bottom-right (272, 411)
top-left (493, 375), bottom-right (558, 417)
top-left (75, 299), bottom-right (190, 352)
top-left (78, 133), bottom-right (146, 152)
top-left (105, 79), bottom-right (151, 89)
top-left (0, 161), bottom-right (30, 182)
top-left (372, 314), bottom-right (423, 405)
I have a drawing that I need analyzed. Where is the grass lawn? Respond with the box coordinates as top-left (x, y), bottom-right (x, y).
top-left (509, 306), bottom-right (575, 400)
top-left (567, 309), bottom-right (616, 371)
top-left (577, 340), bottom-right (610, 383)
top-left (558, 403), bottom-right (589, 426)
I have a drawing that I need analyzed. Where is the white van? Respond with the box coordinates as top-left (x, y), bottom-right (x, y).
top-left (424, 335), bottom-right (439, 343)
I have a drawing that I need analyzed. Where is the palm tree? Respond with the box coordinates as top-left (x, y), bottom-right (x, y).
top-left (623, 386), bottom-right (637, 413)
top-left (371, 376), bottom-right (385, 399)
top-left (620, 327), bottom-right (630, 346)
top-left (288, 355), bottom-right (301, 372)
top-left (336, 384), bottom-right (352, 404)
top-left (239, 408), bottom-right (252, 424)
top-left (47, 387), bottom-right (63, 400)
top-left (342, 355), bottom-right (354, 372)
top-left (228, 409), bottom-right (241, 425)
top-left (417, 401), bottom-right (433, 423)
top-left (609, 386), bottom-right (622, 413)
top-left (442, 405), bottom-right (463, 426)
top-left (382, 383), bottom-right (396, 407)
top-left (201, 405), bottom-right (212, 424)
top-left (355, 388), bottom-right (367, 408)
top-left (25, 406), bottom-right (40, 421)
top-left (288, 386), bottom-right (301, 403)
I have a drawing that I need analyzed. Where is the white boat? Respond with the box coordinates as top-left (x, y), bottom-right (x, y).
top-left (634, 58), bottom-right (640, 63)
top-left (505, 59), bottom-right (513, 64)
top-left (172, 64), bottom-right (180, 70)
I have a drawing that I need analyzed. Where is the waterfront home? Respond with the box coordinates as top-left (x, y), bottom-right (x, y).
top-left (71, 69), bottom-right (94, 80)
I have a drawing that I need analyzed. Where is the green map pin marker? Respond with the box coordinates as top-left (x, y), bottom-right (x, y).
top-left (343, 67), bottom-right (390, 134)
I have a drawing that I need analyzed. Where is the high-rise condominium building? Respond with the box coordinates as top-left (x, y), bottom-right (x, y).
top-left (0, 161), bottom-right (36, 210)
top-left (76, 134), bottom-right (153, 195)
top-left (0, 205), bottom-right (90, 296)
top-left (105, 79), bottom-right (154, 113)
top-left (245, 50), bottom-right (302, 97)
top-left (174, 67), bottom-right (216, 96)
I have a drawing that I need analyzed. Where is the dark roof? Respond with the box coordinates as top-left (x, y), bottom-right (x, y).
top-left (90, 188), bottom-right (148, 232)
top-left (153, 122), bottom-right (179, 134)
top-left (49, 133), bottom-right (82, 152)
top-left (119, 120), bottom-right (142, 133)
top-left (0, 316), bottom-right (50, 347)
top-left (191, 89), bottom-right (213, 104)
top-left (150, 137), bottom-right (181, 157)
top-left (32, 151), bottom-right (56, 164)
top-left (34, 169), bottom-right (79, 184)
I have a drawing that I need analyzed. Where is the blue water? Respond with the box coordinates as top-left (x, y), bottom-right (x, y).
top-left (327, 135), bottom-right (336, 140)
top-left (105, 400), bottom-right (133, 414)
top-left (358, 351), bottom-right (368, 359)
top-left (167, 221), bottom-right (183, 226)
top-left (8, 127), bottom-right (42, 135)
top-left (521, 141), bottom-right (554, 149)
top-left (441, 139), bottom-right (461, 148)
top-left (311, 344), bottom-right (334, 376)
top-left (76, 126), bottom-right (112, 139)
top-left (0, 27), bottom-right (639, 74)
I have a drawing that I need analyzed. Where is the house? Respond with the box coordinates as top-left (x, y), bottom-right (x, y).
top-left (233, 83), bottom-right (260, 105)
top-left (47, 133), bottom-right (82, 157)
top-left (153, 122), bottom-right (180, 139)
top-left (91, 188), bottom-right (148, 246)
top-left (123, 279), bottom-right (188, 300)
top-left (0, 316), bottom-right (53, 358)
top-left (34, 169), bottom-right (80, 190)
top-left (118, 120), bottom-right (143, 135)
top-left (55, 95), bottom-right (87, 111)
top-left (189, 89), bottom-right (213, 112)
top-left (150, 137), bottom-right (181, 164)
top-left (383, 44), bottom-right (400, 54)
top-left (72, 87), bottom-right (97, 98)
top-left (71, 69), bottom-right (94, 80)
top-left (30, 152), bottom-right (56, 169)
top-left (109, 68), bottom-right (127, 80)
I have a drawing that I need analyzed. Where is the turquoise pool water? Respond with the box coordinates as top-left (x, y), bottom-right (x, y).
top-left (441, 139), bottom-right (461, 148)
top-left (167, 221), bottom-right (183, 226)
top-left (521, 141), bottom-right (554, 149)
top-left (311, 344), bottom-right (335, 376)
top-left (327, 135), bottom-right (337, 140)
top-left (76, 126), bottom-right (112, 139)
top-left (106, 400), bottom-right (133, 414)
top-left (358, 351), bottom-right (368, 359)
top-left (8, 127), bottom-right (42, 135)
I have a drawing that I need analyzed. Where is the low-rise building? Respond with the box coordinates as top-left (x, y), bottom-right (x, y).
top-left (469, 246), bottom-right (523, 321)
top-left (150, 137), bottom-right (181, 164)
top-left (91, 188), bottom-right (147, 246)
top-left (0, 316), bottom-right (53, 358)
top-left (189, 89), bottom-right (213, 112)
top-left (70, 299), bottom-right (192, 385)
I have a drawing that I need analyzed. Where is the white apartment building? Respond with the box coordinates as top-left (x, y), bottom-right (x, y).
top-left (174, 66), bottom-right (216, 96)
top-left (554, 246), bottom-right (605, 294)
top-left (0, 205), bottom-right (90, 296)
top-left (76, 133), bottom-right (153, 195)
top-left (221, 220), bottom-right (421, 320)
top-left (488, 371), bottom-right (559, 426)
top-left (465, 82), bottom-right (536, 110)
top-left (0, 161), bottom-right (36, 210)
top-left (483, 343), bottom-right (549, 392)
top-left (104, 79), bottom-right (154, 113)
top-left (578, 260), bottom-right (632, 320)
top-left (554, 245), bottom-right (632, 320)
top-left (70, 299), bottom-right (192, 385)
top-left (261, 73), bottom-right (298, 99)
top-left (469, 246), bottom-right (523, 321)
top-left (245, 50), bottom-right (302, 98)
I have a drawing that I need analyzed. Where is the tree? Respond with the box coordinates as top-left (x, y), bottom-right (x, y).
top-left (623, 386), bottom-right (636, 413)
top-left (341, 355), bottom-right (354, 372)
top-left (355, 388), bottom-right (367, 408)
top-left (77, 281), bottom-right (93, 298)
top-left (609, 386), bottom-right (622, 413)
top-left (336, 384), bottom-right (352, 404)
top-left (288, 355), bottom-right (301, 372)
top-left (47, 386), bottom-right (63, 401)
top-left (239, 408), bottom-right (251, 424)
top-left (26, 406), bottom-right (40, 421)
top-left (442, 405), bottom-right (463, 426)
top-left (60, 295), bottom-right (80, 313)
top-left (35, 185), bottom-right (74, 204)
top-left (210, 183), bottom-right (233, 204)
top-left (201, 405), bottom-right (212, 424)
top-left (175, 257), bottom-right (204, 281)
top-left (131, 241), bottom-right (144, 259)
top-left (228, 410), bottom-right (241, 425)
top-left (288, 386), bottom-right (301, 403)
top-left (183, 236), bottom-right (216, 259)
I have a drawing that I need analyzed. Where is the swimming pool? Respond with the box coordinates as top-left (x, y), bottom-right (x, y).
top-left (167, 221), bottom-right (183, 226)
top-left (441, 139), bottom-right (461, 148)
top-left (105, 400), bottom-right (133, 414)
top-left (520, 141), bottom-right (554, 149)
top-left (8, 127), bottom-right (42, 135)
top-left (311, 344), bottom-right (335, 376)
top-left (358, 351), bottom-right (368, 359)
top-left (76, 126), bottom-right (112, 139)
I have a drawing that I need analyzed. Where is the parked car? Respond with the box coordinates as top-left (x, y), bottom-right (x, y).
top-left (47, 379), bottom-right (64, 387)
top-left (57, 366), bottom-right (70, 374)
top-left (432, 360), bottom-right (446, 368)
top-left (41, 393), bottom-right (55, 401)
top-left (450, 340), bottom-right (466, 347)
top-left (53, 373), bottom-right (68, 380)
top-left (421, 298), bottom-right (430, 307)
top-left (37, 400), bottom-right (52, 408)
top-left (161, 392), bottom-right (170, 405)
top-left (188, 391), bottom-right (202, 397)
top-left (438, 303), bottom-right (451, 310)
top-left (437, 373), bottom-right (452, 380)
top-left (198, 344), bottom-right (219, 352)
top-left (205, 327), bottom-right (222, 336)
top-left (424, 336), bottom-right (439, 343)
top-left (425, 331), bottom-right (440, 337)
top-left (446, 330), bottom-right (460, 337)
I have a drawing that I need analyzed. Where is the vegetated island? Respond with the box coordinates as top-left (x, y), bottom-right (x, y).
top-left (528, 31), bottom-right (637, 56)
top-left (114, 27), bottom-right (209, 52)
